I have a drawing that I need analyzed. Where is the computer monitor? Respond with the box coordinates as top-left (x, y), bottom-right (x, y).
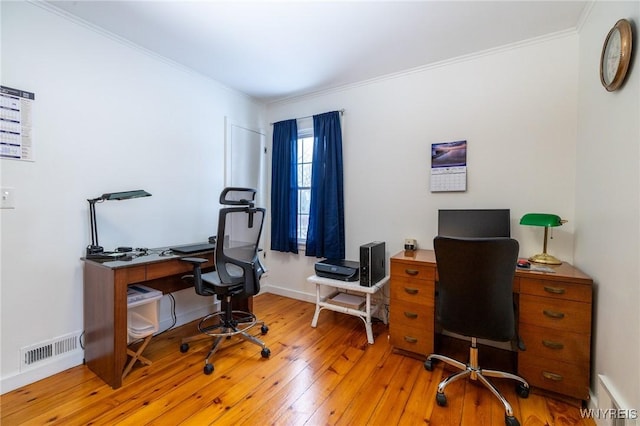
top-left (438, 209), bottom-right (511, 238)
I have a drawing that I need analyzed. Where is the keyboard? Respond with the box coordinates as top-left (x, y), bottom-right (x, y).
top-left (170, 243), bottom-right (215, 254)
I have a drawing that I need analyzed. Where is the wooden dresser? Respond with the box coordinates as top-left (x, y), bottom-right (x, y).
top-left (389, 249), bottom-right (593, 401)
top-left (517, 271), bottom-right (592, 400)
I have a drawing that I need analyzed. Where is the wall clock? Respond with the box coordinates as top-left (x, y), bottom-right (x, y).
top-left (600, 19), bottom-right (633, 92)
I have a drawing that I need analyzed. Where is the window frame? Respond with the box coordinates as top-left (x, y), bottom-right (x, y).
top-left (296, 118), bottom-right (314, 245)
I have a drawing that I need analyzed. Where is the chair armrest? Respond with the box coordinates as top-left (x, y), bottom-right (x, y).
top-left (179, 257), bottom-right (210, 296)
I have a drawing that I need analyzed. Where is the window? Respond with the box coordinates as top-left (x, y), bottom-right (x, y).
top-left (271, 111), bottom-right (343, 257)
top-left (296, 123), bottom-right (313, 243)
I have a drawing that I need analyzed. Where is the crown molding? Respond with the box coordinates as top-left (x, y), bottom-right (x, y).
top-left (269, 28), bottom-right (579, 106)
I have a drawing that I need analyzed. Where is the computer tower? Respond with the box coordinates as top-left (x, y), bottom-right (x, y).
top-left (360, 241), bottom-right (385, 287)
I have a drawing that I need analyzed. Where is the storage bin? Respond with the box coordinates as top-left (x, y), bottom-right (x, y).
top-left (127, 286), bottom-right (162, 343)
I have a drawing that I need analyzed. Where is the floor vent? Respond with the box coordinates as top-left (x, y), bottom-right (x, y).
top-left (20, 331), bottom-right (82, 371)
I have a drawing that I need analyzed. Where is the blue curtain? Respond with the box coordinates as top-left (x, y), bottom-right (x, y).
top-left (270, 119), bottom-right (299, 253)
top-left (305, 111), bottom-right (345, 259)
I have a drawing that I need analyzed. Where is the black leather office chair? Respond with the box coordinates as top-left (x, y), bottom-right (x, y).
top-left (180, 187), bottom-right (270, 375)
top-left (424, 236), bottom-right (530, 426)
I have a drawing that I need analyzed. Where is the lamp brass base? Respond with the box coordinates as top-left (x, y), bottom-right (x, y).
top-left (529, 253), bottom-right (562, 265)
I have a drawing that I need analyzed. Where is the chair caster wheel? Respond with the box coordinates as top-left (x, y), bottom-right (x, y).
top-left (261, 325), bottom-right (269, 334)
top-left (516, 383), bottom-right (530, 398)
top-left (180, 343), bottom-right (189, 353)
top-left (435, 392), bottom-right (447, 407)
top-left (505, 415), bottom-right (520, 426)
top-left (424, 359), bottom-right (435, 371)
top-left (204, 363), bottom-right (214, 375)
top-left (261, 348), bottom-right (271, 358)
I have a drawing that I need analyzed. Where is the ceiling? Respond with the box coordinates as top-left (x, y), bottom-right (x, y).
top-left (46, 1), bottom-right (589, 103)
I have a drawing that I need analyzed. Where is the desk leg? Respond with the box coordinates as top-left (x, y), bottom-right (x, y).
top-left (365, 293), bottom-right (374, 344)
top-left (311, 283), bottom-right (321, 327)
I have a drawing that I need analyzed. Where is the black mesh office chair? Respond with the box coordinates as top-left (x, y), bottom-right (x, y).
top-left (424, 236), bottom-right (530, 426)
top-left (180, 188), bottom-right (270, 375)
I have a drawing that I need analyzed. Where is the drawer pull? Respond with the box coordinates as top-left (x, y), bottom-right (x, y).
top-left (543, 309), bottom-right (565, 319)
top-left (405, 269), bottom-right (419, 276)
top-left (542, 371), bottom-right (564, 381)
top-left (404, 311), bottom-right (418, 319)
top-left (404, 336), bottom-right (418, 344)
top-left (404, 287), bottom-right (419, 295)
top-left (544, 286), bottom-right (566, 295)
top-left (542, 340), bottom-right (565, 350)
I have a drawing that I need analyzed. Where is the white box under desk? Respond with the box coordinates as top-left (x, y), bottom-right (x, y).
top-left (307, 274), bottom-right (389, 344)
top-left (127, 285), bottom-right (162, 343)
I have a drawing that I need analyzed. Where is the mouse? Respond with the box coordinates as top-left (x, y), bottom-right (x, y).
top-left (517, 259), bottom-right (531, 269)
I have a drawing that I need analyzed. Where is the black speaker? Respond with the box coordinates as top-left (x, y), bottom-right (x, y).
top-left (360, 241), bottom-right (385, 287)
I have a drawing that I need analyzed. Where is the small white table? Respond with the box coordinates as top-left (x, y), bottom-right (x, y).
top-left (308, 274), bottom-right (389, 344)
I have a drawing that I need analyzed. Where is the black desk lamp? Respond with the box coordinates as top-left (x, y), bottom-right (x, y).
top-left (86, 190), bottom-right (151, 257)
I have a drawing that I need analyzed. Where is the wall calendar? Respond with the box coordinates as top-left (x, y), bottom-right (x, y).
top-left (430, 140), bottom-right (467, 192)
top-left (1, 85), bottom-right (35, 161)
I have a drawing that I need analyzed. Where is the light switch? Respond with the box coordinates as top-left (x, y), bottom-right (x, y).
top-left (1, 187), bottom-right (15, 209)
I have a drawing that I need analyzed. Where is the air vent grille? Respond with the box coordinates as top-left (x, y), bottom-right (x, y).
top-left (20, 332), bottom-right (81, 371)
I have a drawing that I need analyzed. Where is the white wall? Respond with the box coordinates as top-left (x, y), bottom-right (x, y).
top-left (263, 34), bottom-right (580, 302)
top-left (575, 0), bottom-right (639, 413)
top-left (0, 2), bottom-right (264, 391)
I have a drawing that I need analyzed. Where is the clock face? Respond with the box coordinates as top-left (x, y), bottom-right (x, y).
top-left (600, 19), bottom-right (633, 92)
top-left (603, 28), bottom-right (621, 85)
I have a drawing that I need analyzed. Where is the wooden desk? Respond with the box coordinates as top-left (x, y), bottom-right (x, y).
top-left (389, 249), bottom-right (593, 401)
top-left (83, 248), bottom-right (241, 389)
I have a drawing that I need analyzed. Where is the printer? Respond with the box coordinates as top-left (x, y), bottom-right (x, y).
top-left (314, 258), bottom-right (360, 282)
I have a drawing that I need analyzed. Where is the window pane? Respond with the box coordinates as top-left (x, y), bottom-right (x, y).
top-left (297, 164), bottom-right (304, 187)
top-left (302, 137), bottom-right (314, 162)
top-left (299, 189), bottom-right (311, 214)
top-left (297, 139), bottom-right (304, 163)
top-left (298, 214), bottom-right (309, 241)
top-left (301, 164), bottom-right (312, 187)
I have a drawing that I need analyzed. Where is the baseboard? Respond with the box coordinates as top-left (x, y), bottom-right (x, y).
top-left (261, 284), bottom-right (316, 303)
top-left (1, 352), bottom-right (84, 394)
top-left (1, 300), bottom-right (221, 395)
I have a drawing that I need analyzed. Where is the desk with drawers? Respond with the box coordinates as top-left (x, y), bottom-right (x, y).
top-left (389, 249), bottom-right (593, 401)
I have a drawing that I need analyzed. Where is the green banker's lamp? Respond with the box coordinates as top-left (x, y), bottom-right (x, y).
top-left (519, 213), bottom-right (567, 265)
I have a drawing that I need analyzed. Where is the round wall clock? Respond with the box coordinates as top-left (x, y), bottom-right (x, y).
top-left (600, 19), bottom-right (633, 92)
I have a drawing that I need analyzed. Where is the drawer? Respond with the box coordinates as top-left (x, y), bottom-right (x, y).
top-left (519, 323), bottom-right (590, 367)
top-left (518, 352), bottom-right (590, 400)
top-left (390, 277), bottom-right (434, 305)
top-left (389, 323), bottom-right (434, 356)
top-left (519, 294), bottom-right (591, 333)
top-left (390, 261), bottom-right (435, 281)
top-left (520, 278), bottom-right (592, 303)
top-left (146, 257), bottom-right (205, 280)
top-left (121, 265), bottom-right (147, 284)
top-left (390, 299), bottom-right (434, 329)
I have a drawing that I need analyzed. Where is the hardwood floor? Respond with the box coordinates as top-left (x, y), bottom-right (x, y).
top-left (2, 293), bottom-right (594, 425)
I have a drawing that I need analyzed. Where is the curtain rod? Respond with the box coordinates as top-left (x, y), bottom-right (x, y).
top-left (270, 109), bottom-right (345, 125)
